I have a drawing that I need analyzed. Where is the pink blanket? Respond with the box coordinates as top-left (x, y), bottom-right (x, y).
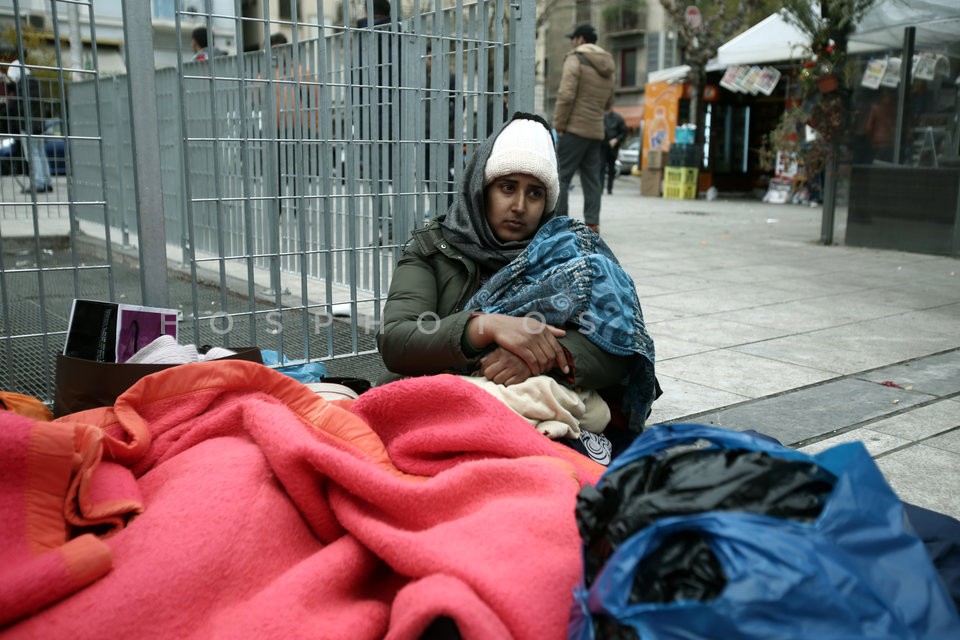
top-left (1, 362), bottom-right (602, 638)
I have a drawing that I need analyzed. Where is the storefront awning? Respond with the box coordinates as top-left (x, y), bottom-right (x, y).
top-left (612, 104), bottom-right (644, 129)
top-left (647, 65), bottom-right (691, 84)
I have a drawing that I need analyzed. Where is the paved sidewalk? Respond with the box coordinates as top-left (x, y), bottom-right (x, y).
top-left (580, 174), bottom-right (960, 518)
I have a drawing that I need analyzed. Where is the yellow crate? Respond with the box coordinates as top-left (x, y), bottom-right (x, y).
top-left (663, 182), bottom-right (697, 200)
top-left (664, 167), bottom-right (699, 186)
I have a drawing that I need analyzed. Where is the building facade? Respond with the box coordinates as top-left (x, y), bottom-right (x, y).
top-left (0, 0), bottom-right (386, 74)
top-left (539, 0), bottom-right (677, 133)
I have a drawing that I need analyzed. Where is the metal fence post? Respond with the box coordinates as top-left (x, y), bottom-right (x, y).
top-left (121, 2), bottom-right (169, 308)
top-left (510, 0), bottom-right (536, 114)
top-left (112, 76), bottom-right (131, 248)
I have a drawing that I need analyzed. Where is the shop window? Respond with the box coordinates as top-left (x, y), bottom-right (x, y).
top-left (278, 0), bottom-right (298, 20)
top-left (603, 1), bottom-right (644, 33)
top-left (620, 48), bottom-right (637, 88)
top-left (575, 0), bottom-right (592, 25)
top-left (850, 50), bottom-right (959, 167)
top-left (153, 0), bottom-right (175, 20)
top-left (645, 31), bottom-right (679, 79)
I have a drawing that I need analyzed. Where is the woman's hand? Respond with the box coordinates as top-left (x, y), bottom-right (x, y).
top-left (465, 313), bottom-right (569, 376)
top-left (478, 347), bottom-right (533, 386)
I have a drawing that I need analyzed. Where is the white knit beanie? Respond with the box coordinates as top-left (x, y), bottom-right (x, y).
top-left (483, 118), bottom-right (559, 212)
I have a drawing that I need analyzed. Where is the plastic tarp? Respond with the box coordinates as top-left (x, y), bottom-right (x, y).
top-left (853, 0), bottom-right (960, 48)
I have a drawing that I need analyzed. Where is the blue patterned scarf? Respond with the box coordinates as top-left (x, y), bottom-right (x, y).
top-left (466, 217), bottom-right (657, 431)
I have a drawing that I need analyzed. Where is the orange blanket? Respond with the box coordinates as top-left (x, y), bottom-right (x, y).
top-left (1, 362), bottom-right (602, 638)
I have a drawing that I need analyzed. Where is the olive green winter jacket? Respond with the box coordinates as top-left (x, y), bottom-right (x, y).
top-left (377, 220), bottom-right (636, 388)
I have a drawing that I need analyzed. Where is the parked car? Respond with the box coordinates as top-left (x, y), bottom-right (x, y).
top-left (617, 137), bottom-right (640, 174)
top-left (0, 118), bottom-right (67, 176)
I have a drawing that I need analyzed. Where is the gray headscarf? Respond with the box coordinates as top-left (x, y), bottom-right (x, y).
top-left (438, 113), bottom-right (557, 272)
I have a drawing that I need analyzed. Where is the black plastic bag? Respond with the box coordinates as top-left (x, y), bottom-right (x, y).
top-left (569, 424), bottom-right (960, 640)
top-left (576, 446), bottom-right (836, 592)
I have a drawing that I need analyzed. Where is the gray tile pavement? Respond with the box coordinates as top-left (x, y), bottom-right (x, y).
top-left (581, 174), bottom-right (959, 518)
top-left (4, 172), bottom-right (960, 518)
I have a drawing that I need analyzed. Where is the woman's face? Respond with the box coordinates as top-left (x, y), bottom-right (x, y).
top-left (484, 173), bottom-right (547, 242)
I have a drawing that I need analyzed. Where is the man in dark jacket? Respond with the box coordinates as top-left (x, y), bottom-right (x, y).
top-left (600, 107), bottom-right (627, 194)
top-left (3, 59), bottom-right (51, 194)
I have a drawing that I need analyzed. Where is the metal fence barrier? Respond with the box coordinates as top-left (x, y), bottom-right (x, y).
top-left (0, 0), bottom-right (536, 404)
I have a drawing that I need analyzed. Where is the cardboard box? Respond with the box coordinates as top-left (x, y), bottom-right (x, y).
top-left (646, 149), bottom-right (665, 170)
top-left (641, 169), bottom-right (663, 197)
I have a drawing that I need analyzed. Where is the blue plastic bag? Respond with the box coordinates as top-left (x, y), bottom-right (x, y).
top-left (570, 423), bottom-right (960, 639)
top-left (259, 349), bottom-right (328, 384)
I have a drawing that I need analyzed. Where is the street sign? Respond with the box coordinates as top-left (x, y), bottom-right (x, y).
top-left (685, 6), bottom-right (702, 32)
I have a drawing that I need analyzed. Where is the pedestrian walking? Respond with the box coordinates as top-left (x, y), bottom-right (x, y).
top-left (3, 59), bottom-right (52, 194)
top-left (552, 24), bottom-right (615, 234)
top-left (600, 107), bottom-right (627, 194)
top-left (190, 27), bottom-right (223, 62)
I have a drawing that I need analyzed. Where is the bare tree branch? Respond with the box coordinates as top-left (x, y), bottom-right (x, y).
top-left (657, 0), bottom-right (770, 133)
top-left (536, 0), bottom-right (575, 30)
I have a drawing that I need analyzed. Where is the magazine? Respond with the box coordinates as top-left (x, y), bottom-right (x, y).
top-left (720, 65), bottom-right (742, 93)
top-left (755, 67), bottom-right (782, 96)
top-left (742, 66), bottom-right (764, 94)
top-left (861, 58), bottom-right (887, 89)
top-left (64, 299), bottom-right (179, 363)
top-left (913, 54), bottom-right (937, 81)
top-left (880, 57), bottom-right (901, 88)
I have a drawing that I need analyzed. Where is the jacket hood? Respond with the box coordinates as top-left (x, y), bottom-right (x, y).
top-left (574, 44), bottom-right (614, 78)
top-left (438, 114), bottom-right (557, 272)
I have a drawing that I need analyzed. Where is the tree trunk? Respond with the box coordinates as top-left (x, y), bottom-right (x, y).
top-left (820, 140), bottom-right (840, 244)
top-left (818, 1), bottom-right (854, 246)
top-left (689, 65), bottom-right (706, 167)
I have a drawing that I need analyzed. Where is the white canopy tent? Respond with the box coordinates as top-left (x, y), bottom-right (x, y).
top-left (650, 11), bottom-right (865, 82)
top-left (648, 1), bottom-right (960, 81)
top-left (708, 12), bottom-right (814, 71)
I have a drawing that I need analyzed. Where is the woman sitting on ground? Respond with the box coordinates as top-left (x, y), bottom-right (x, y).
top-left (377, 112), bottom-right (657, 463)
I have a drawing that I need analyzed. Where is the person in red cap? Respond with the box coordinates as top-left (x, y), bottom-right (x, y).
top-left (552, 24), bottom-right (615, 234)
